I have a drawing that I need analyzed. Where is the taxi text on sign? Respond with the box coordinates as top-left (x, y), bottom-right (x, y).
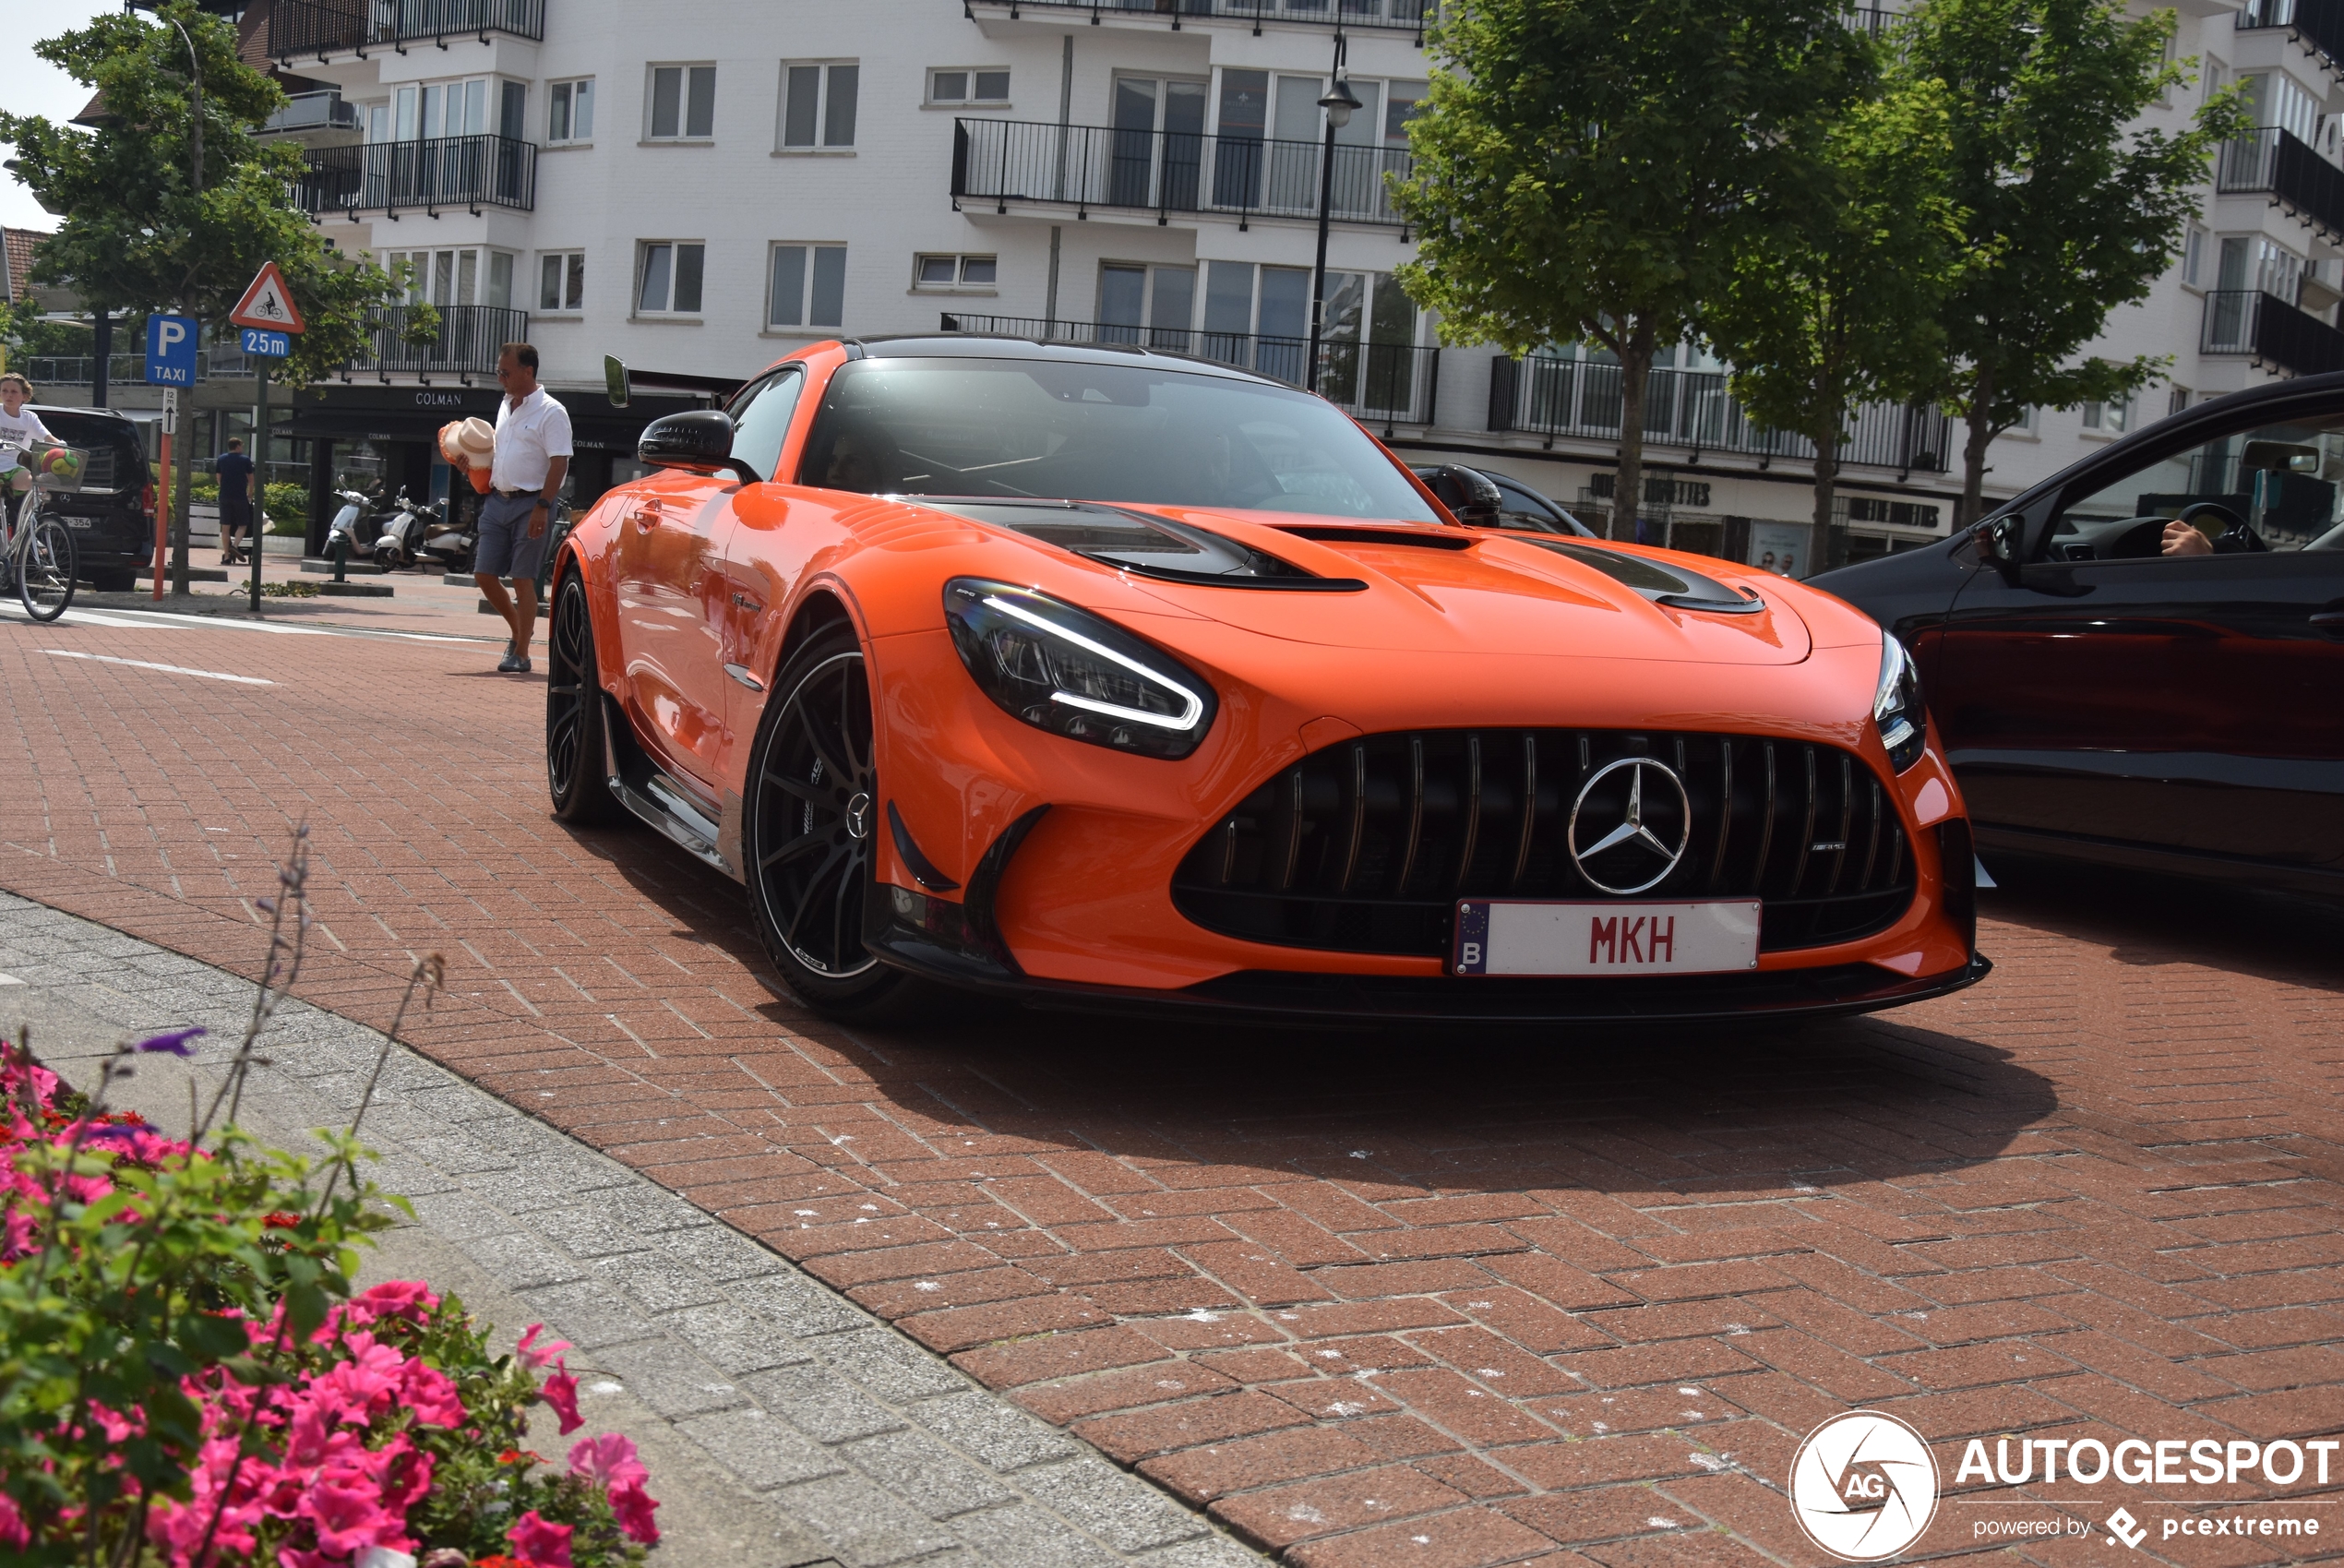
top-left (144, 315), bottom-right (198, 387)
top-left (229, 261), bottom-right (306, 334)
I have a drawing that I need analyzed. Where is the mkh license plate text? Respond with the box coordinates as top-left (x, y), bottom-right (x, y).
top-left (1453, 900), bottom-right (1762, 976)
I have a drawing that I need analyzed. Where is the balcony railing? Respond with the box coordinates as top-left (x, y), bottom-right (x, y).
top-left (953, 118), bottom-right (1412, 227)
top-left (961, 0), bottom-right (1434, 34)
top-left (345, 305), bottom-right (526, 381)
top-left (2201, 288), bottom-right (2344, 376)
top-left (938, 311), bottom-right (1440, 427)
top-left (1490, 357), bottom-right (1952, 473)
top-left (2238, 0), bottom-right (2344, 74)
top-left (297, 135), bottom-right (537, 215)
top-left (2216, 126), bottom-right (2344, 240)
top-left (24, 350), bottom-right (246, 388)
top-left (268, 0), bottom-right (545, 59)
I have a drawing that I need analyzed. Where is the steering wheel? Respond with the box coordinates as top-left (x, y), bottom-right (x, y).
top-left (2176, 499), bottom-right (2267, 553)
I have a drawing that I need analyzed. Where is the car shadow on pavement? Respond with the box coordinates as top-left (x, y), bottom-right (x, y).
top-left (1980, 854), bottom-right (2344, 994)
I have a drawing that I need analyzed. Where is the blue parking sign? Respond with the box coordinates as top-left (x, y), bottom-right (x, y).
top-left (145, 314), bottom-right (197, 386)
top-left (240, 328), bottom-right (293, 359)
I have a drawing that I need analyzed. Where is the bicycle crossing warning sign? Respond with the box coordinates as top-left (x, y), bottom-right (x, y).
top-left (229, 261), bottom-right (306, 333)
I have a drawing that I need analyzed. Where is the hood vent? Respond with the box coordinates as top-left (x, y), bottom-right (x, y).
top-left (931, 499), bottom-right (1367, 592)
top-left (1520, 539), bottom-right (1764, 614)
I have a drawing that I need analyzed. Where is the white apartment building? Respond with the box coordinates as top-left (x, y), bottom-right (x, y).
top-left (225, 0), bottom-right (2344, 571)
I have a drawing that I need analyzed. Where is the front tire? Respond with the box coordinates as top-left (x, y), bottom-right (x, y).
top-left (545, 571), bottom-right (622, 824)
top-left (744, 627), bottom-right (925, 1019)
top-left (18, 509), bottom-right (76, 622)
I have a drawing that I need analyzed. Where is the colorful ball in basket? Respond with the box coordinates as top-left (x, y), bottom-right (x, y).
top-left (37, 447), bottom-right (83, 482)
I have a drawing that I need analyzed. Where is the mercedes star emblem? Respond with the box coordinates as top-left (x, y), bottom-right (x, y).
top-left (845, 792), bottom-right (873, 841)
top-left (1567, 758), bottom-right (1692, 895)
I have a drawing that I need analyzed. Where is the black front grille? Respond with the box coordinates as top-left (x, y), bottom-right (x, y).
top-left (1172, 729), bottom-right (1917, 957)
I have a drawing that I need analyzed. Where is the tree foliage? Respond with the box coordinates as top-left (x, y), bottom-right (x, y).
top-left (0, 1), bottom-right (423, 391)
top-left (1393, 0), bottom-right (1869, 539)
top-left (1897, 0), bottom-right (2245, 525)
top-left (1706, 80), bottom-right (1969, 567)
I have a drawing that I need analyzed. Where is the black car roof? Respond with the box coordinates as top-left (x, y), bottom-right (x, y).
top-left (851, 332), bottom-right (1275, 387)
top-left (29, 404), bottom-right (140, 428)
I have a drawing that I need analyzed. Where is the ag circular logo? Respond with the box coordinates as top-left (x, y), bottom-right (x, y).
top-left (1566, 757), bottom-right (1691, 894)
top-left (1789, 1410), bottom-right (1939, 1562)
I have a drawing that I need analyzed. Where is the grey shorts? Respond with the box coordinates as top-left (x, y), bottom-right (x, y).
top-left (475, 490), bottom-right (548, 581)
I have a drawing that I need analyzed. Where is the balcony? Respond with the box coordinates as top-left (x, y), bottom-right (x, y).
top-left (264, 90), bottom-right (360, 135)
top-left (268, 0), bottom-right (545, 62)
top-left (938, 311), bottom-right (1441, 428)
top-left (343, 305), bottom-right (526, 382)
top-left (297, 135), bottom-right (537, 216)
top-left (953, 118), bottom-right (1411, 228)
top-left (962, 0), bottom-right (1433, 37)
top-left (2237, 0), bottom-right (2344, 77)
top-left (2216, 126), bottom-right (2344, 240)
top-left (2201, 288), bottom-right (2344, 376)
top-left (1490, 357), bottom-right (1951, 474)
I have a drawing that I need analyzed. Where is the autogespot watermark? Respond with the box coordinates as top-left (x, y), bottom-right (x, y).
top-left (1789, 1413), bottom-right (2339, 1560)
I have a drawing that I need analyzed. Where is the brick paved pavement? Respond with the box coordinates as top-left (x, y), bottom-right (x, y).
top-left (2, 613), bottom-right (2341, 1566)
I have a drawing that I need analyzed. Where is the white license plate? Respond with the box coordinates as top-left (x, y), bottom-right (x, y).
top-left (65, 518), bottom-right (93, 529)
top-left (1453, 899), bottom-right (1762, 976)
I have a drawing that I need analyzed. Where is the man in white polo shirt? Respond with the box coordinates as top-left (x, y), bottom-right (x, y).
top-left (473, 341), bottom-right (572, 674)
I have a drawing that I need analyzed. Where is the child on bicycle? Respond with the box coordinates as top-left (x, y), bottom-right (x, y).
top-left (0, 373), bottom-right (54, 543)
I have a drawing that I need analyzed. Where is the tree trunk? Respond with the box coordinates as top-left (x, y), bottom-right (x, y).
top-left (1614, 321), bottom-right (1654, 543)
top-left (1957, 363), bottom-right (1995, 531)
top-left (1814, 436), bottom-right (1843, 573)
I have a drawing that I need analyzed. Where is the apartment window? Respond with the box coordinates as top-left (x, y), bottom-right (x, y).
top-left (2005, 406), bottom-right (2039, 437)
top-left (648, 65), bottom-right (716, 141)
top-left (637, 241), bottom-right (705, 315)
top-left (548, 78), bottom-right (594, 143)
top-left (914, 254), bottom-right (996, 290)
top-left (2080, 397), bottom-right (2132, 434)
top-left (2168, 386), bottom-right (2192, 418)
top-left (2182, 223), bottom-right (2207, 288)
top-left (383, 246), bottom-right (508, 307)
top-left (781, 62), bottom-right (858, 149)
top-left (928, 68), bottom-right (1009, 106)
top-left (770, 243), bottom-right (846, 329)
top-left (539, 251), bottom-right (585, 312)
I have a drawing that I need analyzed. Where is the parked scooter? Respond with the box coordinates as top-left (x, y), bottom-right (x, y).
top-left (417, 506), bottom-right (477, 576)
top-left (370, 489), bottom-right (444, 569)
top-left (323, 485), bottom-right (388, 563)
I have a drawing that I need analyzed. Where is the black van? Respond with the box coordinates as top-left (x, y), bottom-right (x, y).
top-left (29, 406), bottom-right (153, 592)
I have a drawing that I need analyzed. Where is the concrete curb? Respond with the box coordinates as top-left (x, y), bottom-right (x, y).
top-left (0, 891), bottom-right (1265, 1568)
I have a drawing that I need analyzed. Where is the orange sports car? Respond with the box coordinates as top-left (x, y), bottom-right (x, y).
top-left (544, 336), bottom-right (1988, 1023)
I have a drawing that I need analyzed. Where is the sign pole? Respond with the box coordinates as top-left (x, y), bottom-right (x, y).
top-left (250, 359), bottom-right (268, 612)
top-left (154, 390), bottom-right (173, 602)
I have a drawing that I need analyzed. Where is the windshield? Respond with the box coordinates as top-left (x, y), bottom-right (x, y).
top-left (796, 356), bottom-right (1440, 522)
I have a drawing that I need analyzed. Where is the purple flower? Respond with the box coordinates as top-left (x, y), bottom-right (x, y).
top-left (82, 1122), bottom-right (146, 1143)
top-left (134, 1028), bottom-right (206, 1058)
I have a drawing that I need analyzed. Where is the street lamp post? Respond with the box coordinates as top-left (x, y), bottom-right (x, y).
top-left (1306, 36), bottom-right (1361, 404)
top-left (127, 1), bottom-right (203, 595)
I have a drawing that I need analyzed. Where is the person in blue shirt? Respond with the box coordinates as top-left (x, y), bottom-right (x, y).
top-left (214, 437), bottom-right (255, 566)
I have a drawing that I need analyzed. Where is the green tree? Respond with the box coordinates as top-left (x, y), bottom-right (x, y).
top-left (1393, 0), bottom-right (1870, 541)
top-left (1706, 80), bottom-right (1969, 570)
top-left (1899, 0), bottom-right (2243, 526)
top-left (0, 2), bottom-right (425, 585)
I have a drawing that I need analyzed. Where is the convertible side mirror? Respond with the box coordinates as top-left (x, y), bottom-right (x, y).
top-left (638, 410), bottom-right (761, 485)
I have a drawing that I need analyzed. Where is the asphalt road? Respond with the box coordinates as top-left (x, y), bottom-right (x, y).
top-left (1, 598), bottom-right (2338, 1568)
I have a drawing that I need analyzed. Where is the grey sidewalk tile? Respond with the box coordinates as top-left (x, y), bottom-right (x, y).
top-left (729, 1270), bottom-right (871, 1338)
top-left (398, 1191), bottom-right (512, 1241)
top-left (529, 1205), bottom-right (664, 1258)
top-left (664, 1302), bottom-right (819, 1377)
top-left (915, 1392), bottom-right (1083, 1474)
top-left (592, 1338), bottom-right (748, 1418)
top-left (677, 1406), bottom-right (847, 1491)
top-left (1131, 1538), bottom-right (1274, 1568)
top-left (770, 1472), bottom-right (960, 1568)
top-left (461, 1229), bottom-right (590, 1291)
top-left (1015, 1458), bottom-right (1209, 1553)
top-left (819, 1327), bottom-right (971, 1406)
top-left (590, 1249), bottom-right (730, 1314)
top-left (841, 1429), bottom-right (1018, 1520)
top-left (946, 1502), bottom-right (1129, 1568)
top-left (658, 1222), bottom-right (790, 1283)
top-left (517, 1279), bottom-right (664, 1352)
top-left (747, 1365), bottom-right (910, 1446)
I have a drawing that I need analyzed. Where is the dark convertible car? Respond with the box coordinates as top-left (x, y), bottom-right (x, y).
top-left (1813, 374), bottom-right (2344, 895)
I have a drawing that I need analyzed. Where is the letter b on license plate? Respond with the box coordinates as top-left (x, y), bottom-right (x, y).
top-left (1453, 900), bottom-right (1762, 976)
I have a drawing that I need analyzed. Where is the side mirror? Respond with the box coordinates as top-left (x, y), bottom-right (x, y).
top-left (604, 354), bottom-right (630, 409)
top-left (1972, 514), bottom-right (2022, 582)
top-left (2240, 438), bottom-right (2318, 475)
top-left (638, 410), bottom-right (761, 485)
top-left (1427, 463), bottom-right (1502, 527)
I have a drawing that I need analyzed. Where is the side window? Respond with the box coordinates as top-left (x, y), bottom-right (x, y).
top-left (2047, 416), bottom-right (2344, 561)
top-left (728, 368), bottom-right (805, 483)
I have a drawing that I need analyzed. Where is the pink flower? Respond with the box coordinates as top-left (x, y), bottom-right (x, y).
top-left (0, 1490), bottom-right (28, 1551)
top-left (345, 1279), bottom-right (438, 1328)
top-left (398, 1359), bottom-right (465, 1429)
top-left (508, 1509), bottom-right (574, 1568)
top-left (299, 1475), bottom-right (392, 1556)
top-left (567, 1432), bottom-right (647, 1492)
top-left (516, 1323), bottom-right (573, 1371)
top-left (538, 1368), bottom-right (582, 1435)
top-left (607, 1482), bottom-right (661, 1546)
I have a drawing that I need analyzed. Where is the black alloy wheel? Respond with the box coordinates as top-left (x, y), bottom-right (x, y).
top-left (745, 627), bottom-right (921, 1018)
top-left (545, 572), bottom-right (621, 823)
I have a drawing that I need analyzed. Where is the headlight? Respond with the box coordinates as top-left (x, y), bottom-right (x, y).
top-left (1873, 631), bottom-right (1927, 772)
top-left (944, 579), bottom-right (1217, 760)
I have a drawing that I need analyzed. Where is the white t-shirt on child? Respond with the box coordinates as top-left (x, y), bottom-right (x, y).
top-left (0, 406), bottom-right (54, 473)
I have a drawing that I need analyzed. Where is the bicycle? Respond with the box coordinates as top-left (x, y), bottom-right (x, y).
top-left (2, 482), bottom-right (78, 623)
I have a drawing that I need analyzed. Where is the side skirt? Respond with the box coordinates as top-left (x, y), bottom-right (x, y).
top-left (602, 693), bottom-right (742, 881)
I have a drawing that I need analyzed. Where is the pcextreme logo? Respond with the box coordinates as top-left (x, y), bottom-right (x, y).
top-left (1789, 1411), bottom-right (1941, 1562)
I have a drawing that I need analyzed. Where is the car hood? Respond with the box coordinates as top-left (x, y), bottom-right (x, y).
top-left (1097, 506), bottom-right (1814, 665)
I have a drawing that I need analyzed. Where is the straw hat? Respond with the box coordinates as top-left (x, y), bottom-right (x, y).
top-left (437, 417), bottom-right (496, 467)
